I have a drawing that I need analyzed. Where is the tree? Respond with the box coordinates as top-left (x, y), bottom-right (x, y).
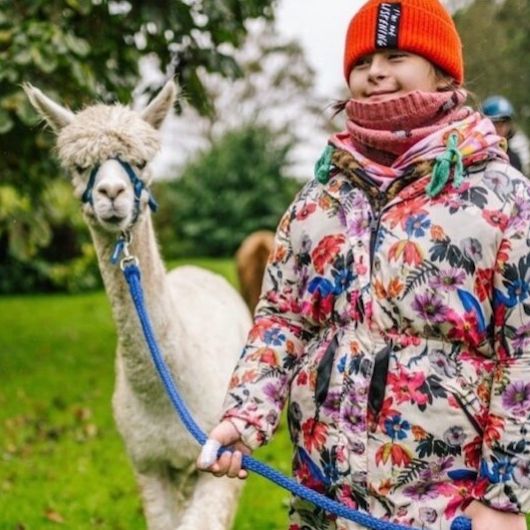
top-left (453, 0), bottom-right (530, 135)
top-left (152, 20), bottom-right (326, 259)
top-left (155, 124), bottom-right (301, 257)
top-left (157, 19), bottom-right (328, 179)
top-left (0, 0), bottom-right (276, 292)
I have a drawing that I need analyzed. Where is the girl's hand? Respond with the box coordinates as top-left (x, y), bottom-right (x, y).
top-left (464, 500), bottom-right (526, 530)
top-left (196, 420), bottom-right (251, 479)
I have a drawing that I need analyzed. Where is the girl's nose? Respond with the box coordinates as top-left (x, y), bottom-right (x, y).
top-left (367, 56), bottom-right (388, 81)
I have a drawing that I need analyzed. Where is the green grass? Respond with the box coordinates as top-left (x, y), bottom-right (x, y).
top-left (0, 258), bottom-right (289, 530)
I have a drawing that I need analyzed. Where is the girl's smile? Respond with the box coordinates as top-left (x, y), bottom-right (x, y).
top-left (348, 50), bottom-right (445, 101)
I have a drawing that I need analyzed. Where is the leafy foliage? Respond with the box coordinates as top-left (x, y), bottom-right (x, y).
top-left (454, 0), bottom-right (530, 134)
top-left (0, 180), bottom-right (101, 293)
top-left (155, 124), bottom-right (302, 257)
top-left (0, 0), bottom-right (275, 292)
top-left (176, 21), bottom-right (322, 142)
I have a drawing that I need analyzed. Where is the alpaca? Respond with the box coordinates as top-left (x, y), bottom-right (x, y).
top-left (24, 81), bottom-right (252, 530)
top-left (235, 230), bottom-right (275, 313)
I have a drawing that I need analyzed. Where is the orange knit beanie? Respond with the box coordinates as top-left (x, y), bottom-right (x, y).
top-left (343, 0), bottom-right (463, 85)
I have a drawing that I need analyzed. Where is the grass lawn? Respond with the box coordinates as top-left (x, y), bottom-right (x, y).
top-left (0, 258), bottom-right (290, 530)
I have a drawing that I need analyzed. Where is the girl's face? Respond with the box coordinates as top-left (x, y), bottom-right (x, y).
top-left (348, 50), bottom-right (444, 101)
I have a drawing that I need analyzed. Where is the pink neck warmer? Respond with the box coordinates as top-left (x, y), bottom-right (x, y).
top-left (344, 90), bottom-right (471, 165)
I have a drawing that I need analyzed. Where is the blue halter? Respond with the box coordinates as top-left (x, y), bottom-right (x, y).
top-left (81, 157), bottom-right (158, 224)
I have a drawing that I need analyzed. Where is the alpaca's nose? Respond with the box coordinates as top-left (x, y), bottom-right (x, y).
top-left (96, 180), bottom-right (126, 200)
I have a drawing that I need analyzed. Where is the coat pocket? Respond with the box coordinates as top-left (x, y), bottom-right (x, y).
top-left (315, 333), bottom-right (339, 409)
top-left (367, 342), bottom-right (393, 418)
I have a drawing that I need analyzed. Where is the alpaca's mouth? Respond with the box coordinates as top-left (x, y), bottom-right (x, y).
top-left (102, 215), bottom-right (125, 225)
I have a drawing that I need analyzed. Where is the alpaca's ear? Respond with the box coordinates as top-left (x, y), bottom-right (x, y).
top-left (22, 83), bottom-right (74, 132)
top-left (141, 80), bottom-right (177, 130)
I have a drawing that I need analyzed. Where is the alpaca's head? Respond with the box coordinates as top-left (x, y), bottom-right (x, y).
top-left (24, 81), bottom-right (177, 233)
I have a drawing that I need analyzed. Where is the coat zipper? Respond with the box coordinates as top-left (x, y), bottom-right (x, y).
top-left (367, 190), bottom-right (393, 425)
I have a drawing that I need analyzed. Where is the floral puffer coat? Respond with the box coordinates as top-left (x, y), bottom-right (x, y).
top-left (222, 149), bottom-right (530, 529)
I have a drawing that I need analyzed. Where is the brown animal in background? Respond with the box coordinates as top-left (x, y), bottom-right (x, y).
top-left (236, 230), bottom-right (275, 313)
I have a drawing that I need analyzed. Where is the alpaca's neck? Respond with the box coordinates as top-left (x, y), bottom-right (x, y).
top-left (89, 215), bottom-right (181, 398)
top-left (90, 214), bottom-right (166, 308)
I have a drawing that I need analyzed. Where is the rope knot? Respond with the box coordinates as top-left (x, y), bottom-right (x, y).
top-left (314, 145), bottom-right (335, 184)
top-left (426, 133), bottom-right (464, 198)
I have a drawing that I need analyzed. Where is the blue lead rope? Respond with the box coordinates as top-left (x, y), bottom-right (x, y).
top-left (121, 262), bottom-right (471, 530)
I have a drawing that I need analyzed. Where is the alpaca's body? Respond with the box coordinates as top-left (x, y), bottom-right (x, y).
top-left (25, 82), bottom-right (251, 530)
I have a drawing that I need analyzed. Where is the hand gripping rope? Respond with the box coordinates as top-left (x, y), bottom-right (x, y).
top-left (119, 254), bottom-right (471, 530)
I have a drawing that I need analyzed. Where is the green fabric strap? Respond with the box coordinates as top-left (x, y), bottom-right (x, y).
top-left (314, 144), bottom-right (335, 184)
top-left (426, 133), bottom-right (464, 198)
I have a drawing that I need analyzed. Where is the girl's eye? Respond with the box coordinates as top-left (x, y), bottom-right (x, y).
top-left (354, 58), bottom-right (371, 69)
top-left (388, 52), bottom-right (407, 60)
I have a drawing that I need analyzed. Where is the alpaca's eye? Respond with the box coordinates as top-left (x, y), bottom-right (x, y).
top-left (75, 164), bottom-right (88, 174)
top-left (137, 160), bottom-right (147, 170)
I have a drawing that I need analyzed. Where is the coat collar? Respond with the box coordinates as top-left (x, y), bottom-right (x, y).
top-left (322, 148), bottom-right (434, 213)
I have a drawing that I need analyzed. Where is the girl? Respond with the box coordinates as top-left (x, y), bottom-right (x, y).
top-left (198, 1), bottom-right (530, 529)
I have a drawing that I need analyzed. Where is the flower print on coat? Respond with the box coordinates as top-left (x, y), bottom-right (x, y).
top-left (446, 309), bottom-right (485, 347)
top-left (296, 202), bottom-right (317, 221)
top-left (419, 506), bottom-right (438, 525)
top-left (482, 209), bottom-right (509, 231)
top-left (482, 170), bottom-right (512, 196)
top-left (428, 349), bottom-right (458, 377)
top-left (388, 239), bottom-right (425, 266)
top-left (461, 237), bottom-right (483, 262)
top-left (375, 440), bottom-right (412, 467)
top-left (419, 456), bottom-right (455, 482)
top-left (437, 479), bottom-right (479, 520)
top-left (494, 252), bottom-right (530, 309)
top-left (222, 154), bottom-right (530, 529)
top-left (512, 322), bottom-right (530, 353)
top-left (385, 194), bottom-right (429, 230)
top-left (341, 400), bottom-right (365, 434)
top-left (474, 268), bottom-right (494, 302)
top-left (444, 426), bottom-right (466, 447)
top-left (502, 381), bottom-right (530, 417)
top-left (403, 481), bottom-right (439, 501)
top-left (405, 213), bottom-right (431, 238)
top-left (302, 418), bottom-right (328, 453)
top-left (511, 194), bottom-right (530, 230)
top-left (311, 234), bottom-right (345, 275)
top-left (429, 268), bottom-right (466, 291)
top-left (347, 211), bottom-right (371, 237)
top-left (304, 277), bottom-right (335, 324)
top-left (387, 367), bottom-right (428, 407)
top-left (412, 292), bottom-right (451, 324)
top-left (514, 460), bottom-right (530, 488)
top-left (384, 415), bottom-right (411, 440)
top-left (262, 378), bottom-right (289, 409)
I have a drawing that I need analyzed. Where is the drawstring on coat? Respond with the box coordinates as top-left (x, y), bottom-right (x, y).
top-left (315, 144), bottom-right (335, 184)
top-left (315, 134), bottom-right (465, 199)
top-left (425, 133), bottom-right (464, 197)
